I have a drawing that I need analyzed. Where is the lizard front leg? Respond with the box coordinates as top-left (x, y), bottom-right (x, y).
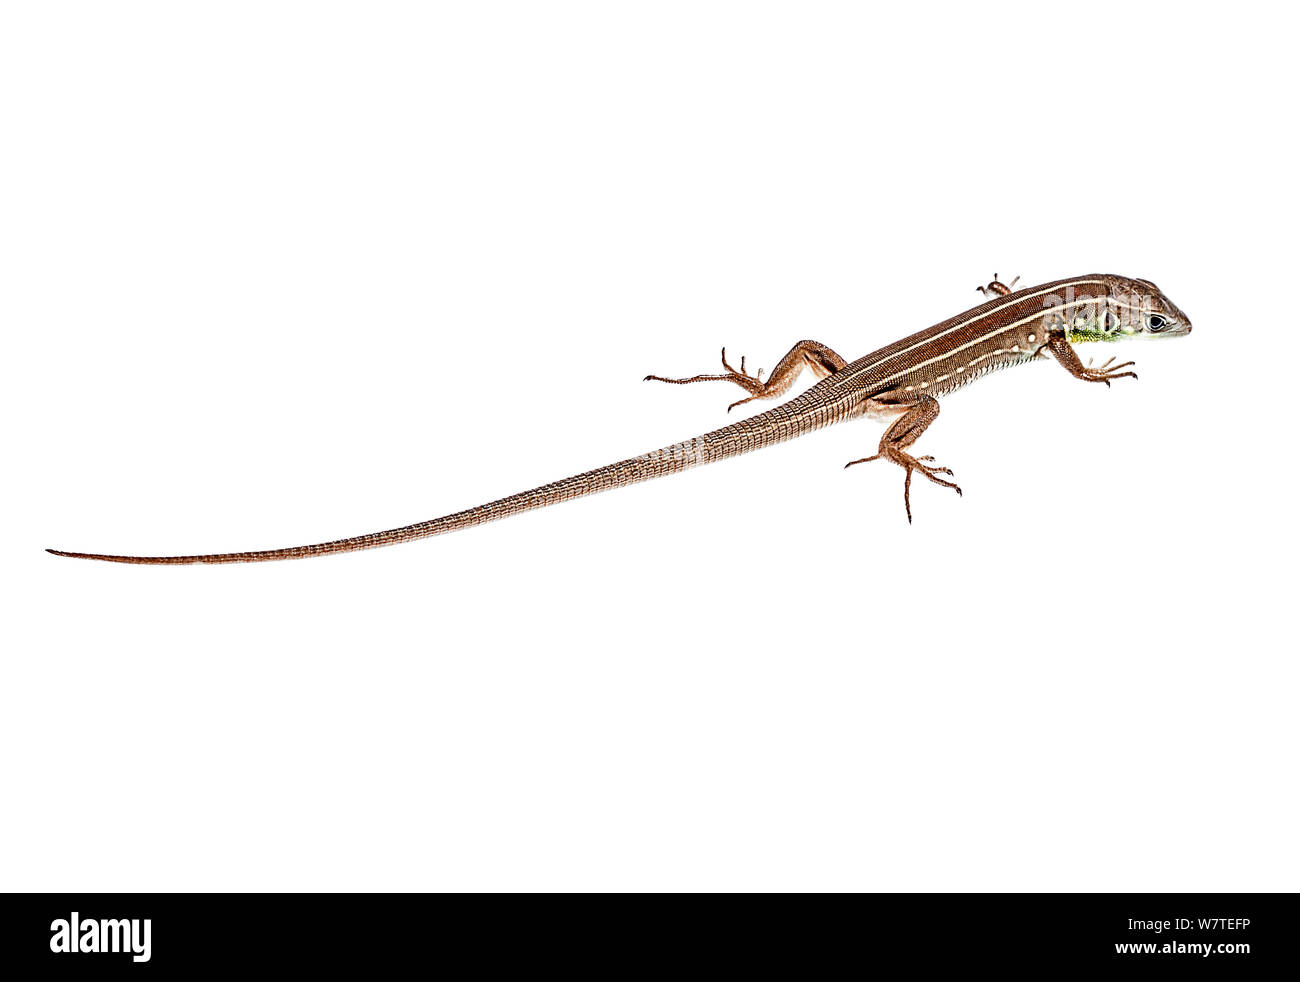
top-left (976, 273), bottom-right (1021, 297)
top-left (645, 339), bottom-right (847, 412)
top-left (845, 394), bottom-right (961, 523)
top-left (1044, 333), bottom-right (1137, 386)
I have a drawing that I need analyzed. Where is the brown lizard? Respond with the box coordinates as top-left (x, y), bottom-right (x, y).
top-left (48, 273), bottom-right (1191, 563)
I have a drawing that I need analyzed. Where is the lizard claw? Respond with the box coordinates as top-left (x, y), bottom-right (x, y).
top-left (1084, 364), bottom-right (1138, 386)
top-left (721, 348), bottom-right (764, 385)
top-left (847, 448), bottom-right (961, 521)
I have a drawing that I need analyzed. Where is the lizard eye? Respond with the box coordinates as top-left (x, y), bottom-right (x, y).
top-left (1146, 314), bottom-right (1168, 332)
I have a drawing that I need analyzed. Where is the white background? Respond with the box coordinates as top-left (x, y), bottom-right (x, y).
top-left (3, 2), bottom-right (1296, 891)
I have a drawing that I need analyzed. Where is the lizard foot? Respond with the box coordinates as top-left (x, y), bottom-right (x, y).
top-left (976, 273), bottom-right (1020, 297)
top-left (845, 448), bottom-right (962, 523)
top-left (1079, 356), bottom-right (1137, 387)
top-left (645, 347), bottom-right (767, 411)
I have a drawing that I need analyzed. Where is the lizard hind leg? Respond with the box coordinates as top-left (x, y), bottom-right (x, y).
top-left (645, 339), bottom-right (847, 413)
top-left (845, 394), bottom-right (962, 523)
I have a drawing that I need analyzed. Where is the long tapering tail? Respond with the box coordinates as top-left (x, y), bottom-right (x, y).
top-left (47, 384), bottom-right (856, 564)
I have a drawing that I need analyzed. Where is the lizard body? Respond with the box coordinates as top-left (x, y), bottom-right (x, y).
top-left (48, 273), bottom-right (1190, 564)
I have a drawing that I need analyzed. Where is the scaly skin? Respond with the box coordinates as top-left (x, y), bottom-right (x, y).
top-left (48, 273), bottom-right (1191, 563)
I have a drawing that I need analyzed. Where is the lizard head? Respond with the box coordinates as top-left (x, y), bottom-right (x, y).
top-left (1063, 276), bottom-right (1192, 343)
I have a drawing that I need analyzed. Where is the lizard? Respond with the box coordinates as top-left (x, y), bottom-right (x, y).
top-left (47, 273), bottom-right (1191, 564)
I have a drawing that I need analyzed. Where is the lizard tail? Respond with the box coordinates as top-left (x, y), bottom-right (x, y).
top-left (47, 385), bottom-right (856, 564)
